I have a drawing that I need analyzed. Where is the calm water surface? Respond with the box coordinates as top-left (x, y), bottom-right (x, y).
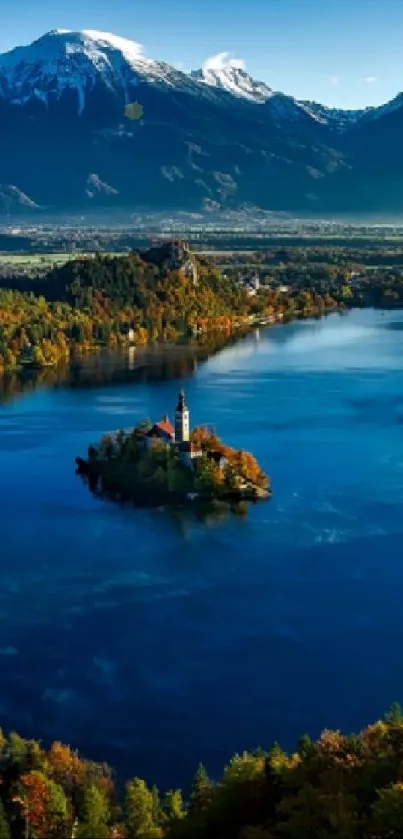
top-left (1, 308), bottom-right (403, 788)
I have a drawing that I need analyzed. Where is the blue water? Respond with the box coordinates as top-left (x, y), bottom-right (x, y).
top-left (1, 308), bottom-right (403, 789)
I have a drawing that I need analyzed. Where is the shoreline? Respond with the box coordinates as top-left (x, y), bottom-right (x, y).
top-left (6, 304), bottom-right (395, 407)
top-left (75, 456), bottom-right (272, 510)
top-left (0, 305), bottom-right (343, 382)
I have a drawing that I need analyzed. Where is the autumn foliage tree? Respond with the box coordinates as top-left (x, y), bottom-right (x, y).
top-left (17, 770), bottom-right (70, 839)
top-left (0, 241), bottom-right (338, 376)
top-left (2, 705), bottom-right (403, 838)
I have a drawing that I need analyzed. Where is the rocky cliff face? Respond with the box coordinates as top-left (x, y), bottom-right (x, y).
top-left (142, 241), bottom-right (198, 284)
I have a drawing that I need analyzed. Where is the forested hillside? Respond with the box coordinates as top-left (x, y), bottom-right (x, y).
top-left (1, 708), bottom-right (403, 837)
top-left (0, 246), bottom-right (256, 373)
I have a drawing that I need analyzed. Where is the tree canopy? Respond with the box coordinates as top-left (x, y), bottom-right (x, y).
top-left (0, 711), bottom-right (402, 837)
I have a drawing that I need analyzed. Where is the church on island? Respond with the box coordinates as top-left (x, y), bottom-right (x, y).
top-left (145, 389), bottom-right (204, 468)
top-left (78, 387), bottom-right (271, 504)
top-left (92, 388), bottom-right (230, 475)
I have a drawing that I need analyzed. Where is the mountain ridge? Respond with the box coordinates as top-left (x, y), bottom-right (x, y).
top-left (0, 29), bottom-right (402, 216)
top-left (0, 29), bottom-right (398, 115)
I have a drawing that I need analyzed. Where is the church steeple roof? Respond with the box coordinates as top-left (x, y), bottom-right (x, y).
top-left (175, 389), bottom-right (190, 444)
top-left (176, 389), bottom-right (187, 412)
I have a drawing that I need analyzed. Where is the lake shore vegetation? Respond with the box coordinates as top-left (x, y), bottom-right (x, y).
top-left (3, 236), bottom-right (403, 378)
top-left (0, 241), bottom-right (340, 376)
top-left (1, 707), bottom-right (403, 837)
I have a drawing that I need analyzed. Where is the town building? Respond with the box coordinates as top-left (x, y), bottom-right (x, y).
top-left (245, 274), bottom-right (261, 296)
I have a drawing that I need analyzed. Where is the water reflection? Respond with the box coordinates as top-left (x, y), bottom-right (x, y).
top-left (78, 464), bottom-right (252, 528)
top-left (0, 331), bottom-right (250, 407)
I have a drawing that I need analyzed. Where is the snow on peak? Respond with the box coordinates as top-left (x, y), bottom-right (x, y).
top-left (59, 29), bottom-right (146, 62)
top-left (2, 28), bottom-right (156, 72)
top-left (203, 52), bottom-right (246, 73)
top-left (191, 53), bottom-right (273, 103)
top-left (0, 28), bottom-right (183, 114)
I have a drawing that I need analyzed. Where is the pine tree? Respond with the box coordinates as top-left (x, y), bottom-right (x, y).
top-left (46, 780), bottom-right (70, 838)
top-left (125, 777), bottom-right (157, 837)
top-left (385, 702), bottom-right (403, 724)
top-left (76, 784), bottom-right (110, 839)
top-left (25, 740), bottom-right (45, 772)
top-left (151, 786), bottom-right (161, 827)
top-left (162, 789), bottom-right (186, 824)
top-left (189, 763), bottom-right (214, 814)
top-left (7, 732), bottom-right (26, 774)
top-left (297, 734), bottom-right (314, 759)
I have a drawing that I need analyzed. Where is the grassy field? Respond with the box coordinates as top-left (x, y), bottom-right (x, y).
top-left (0, 253), bottom-right (93, 266)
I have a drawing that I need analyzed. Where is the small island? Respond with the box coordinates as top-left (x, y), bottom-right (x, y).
top-left (76, 389), bottom-right (271, 509)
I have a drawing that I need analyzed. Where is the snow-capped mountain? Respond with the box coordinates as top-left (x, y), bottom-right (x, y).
top-left (190, 55), bottom-right (274, 103)
top-left (190, 58), bottom-right (334, 125)
top-left (0, 29), bottom-right (193, 114)
top-left (0, 28), bottom-right (403, 215)
top-left (0, 29), bottom-right (393, 127)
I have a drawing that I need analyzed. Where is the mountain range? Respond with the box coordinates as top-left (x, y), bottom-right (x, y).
top-left (0, 28), bottom-right (402, 216)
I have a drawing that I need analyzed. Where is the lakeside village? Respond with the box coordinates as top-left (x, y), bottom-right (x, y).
top-left (76, 389), bottom-right (270, 508)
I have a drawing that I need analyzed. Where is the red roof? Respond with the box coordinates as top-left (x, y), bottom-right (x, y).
top-left (154, 419), bottom-right (175, 437)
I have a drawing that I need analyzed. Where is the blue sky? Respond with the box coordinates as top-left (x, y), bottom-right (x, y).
top-left (1, 0), bottom-right (402, 109)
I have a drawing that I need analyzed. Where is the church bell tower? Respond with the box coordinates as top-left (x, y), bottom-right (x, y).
top-left (175, 389), bottom-right (190, 444)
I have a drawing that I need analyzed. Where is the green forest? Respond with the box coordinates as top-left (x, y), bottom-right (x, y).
top-left (0, 243), bottom-right (339, 376)
top-left (2, 707), bottom-right (403, 837)
top-left (2, 238), bottom-right (403, 378)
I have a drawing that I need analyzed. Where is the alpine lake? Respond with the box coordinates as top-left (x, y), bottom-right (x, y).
top-left (1, 307), bottom-right (403, 789)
